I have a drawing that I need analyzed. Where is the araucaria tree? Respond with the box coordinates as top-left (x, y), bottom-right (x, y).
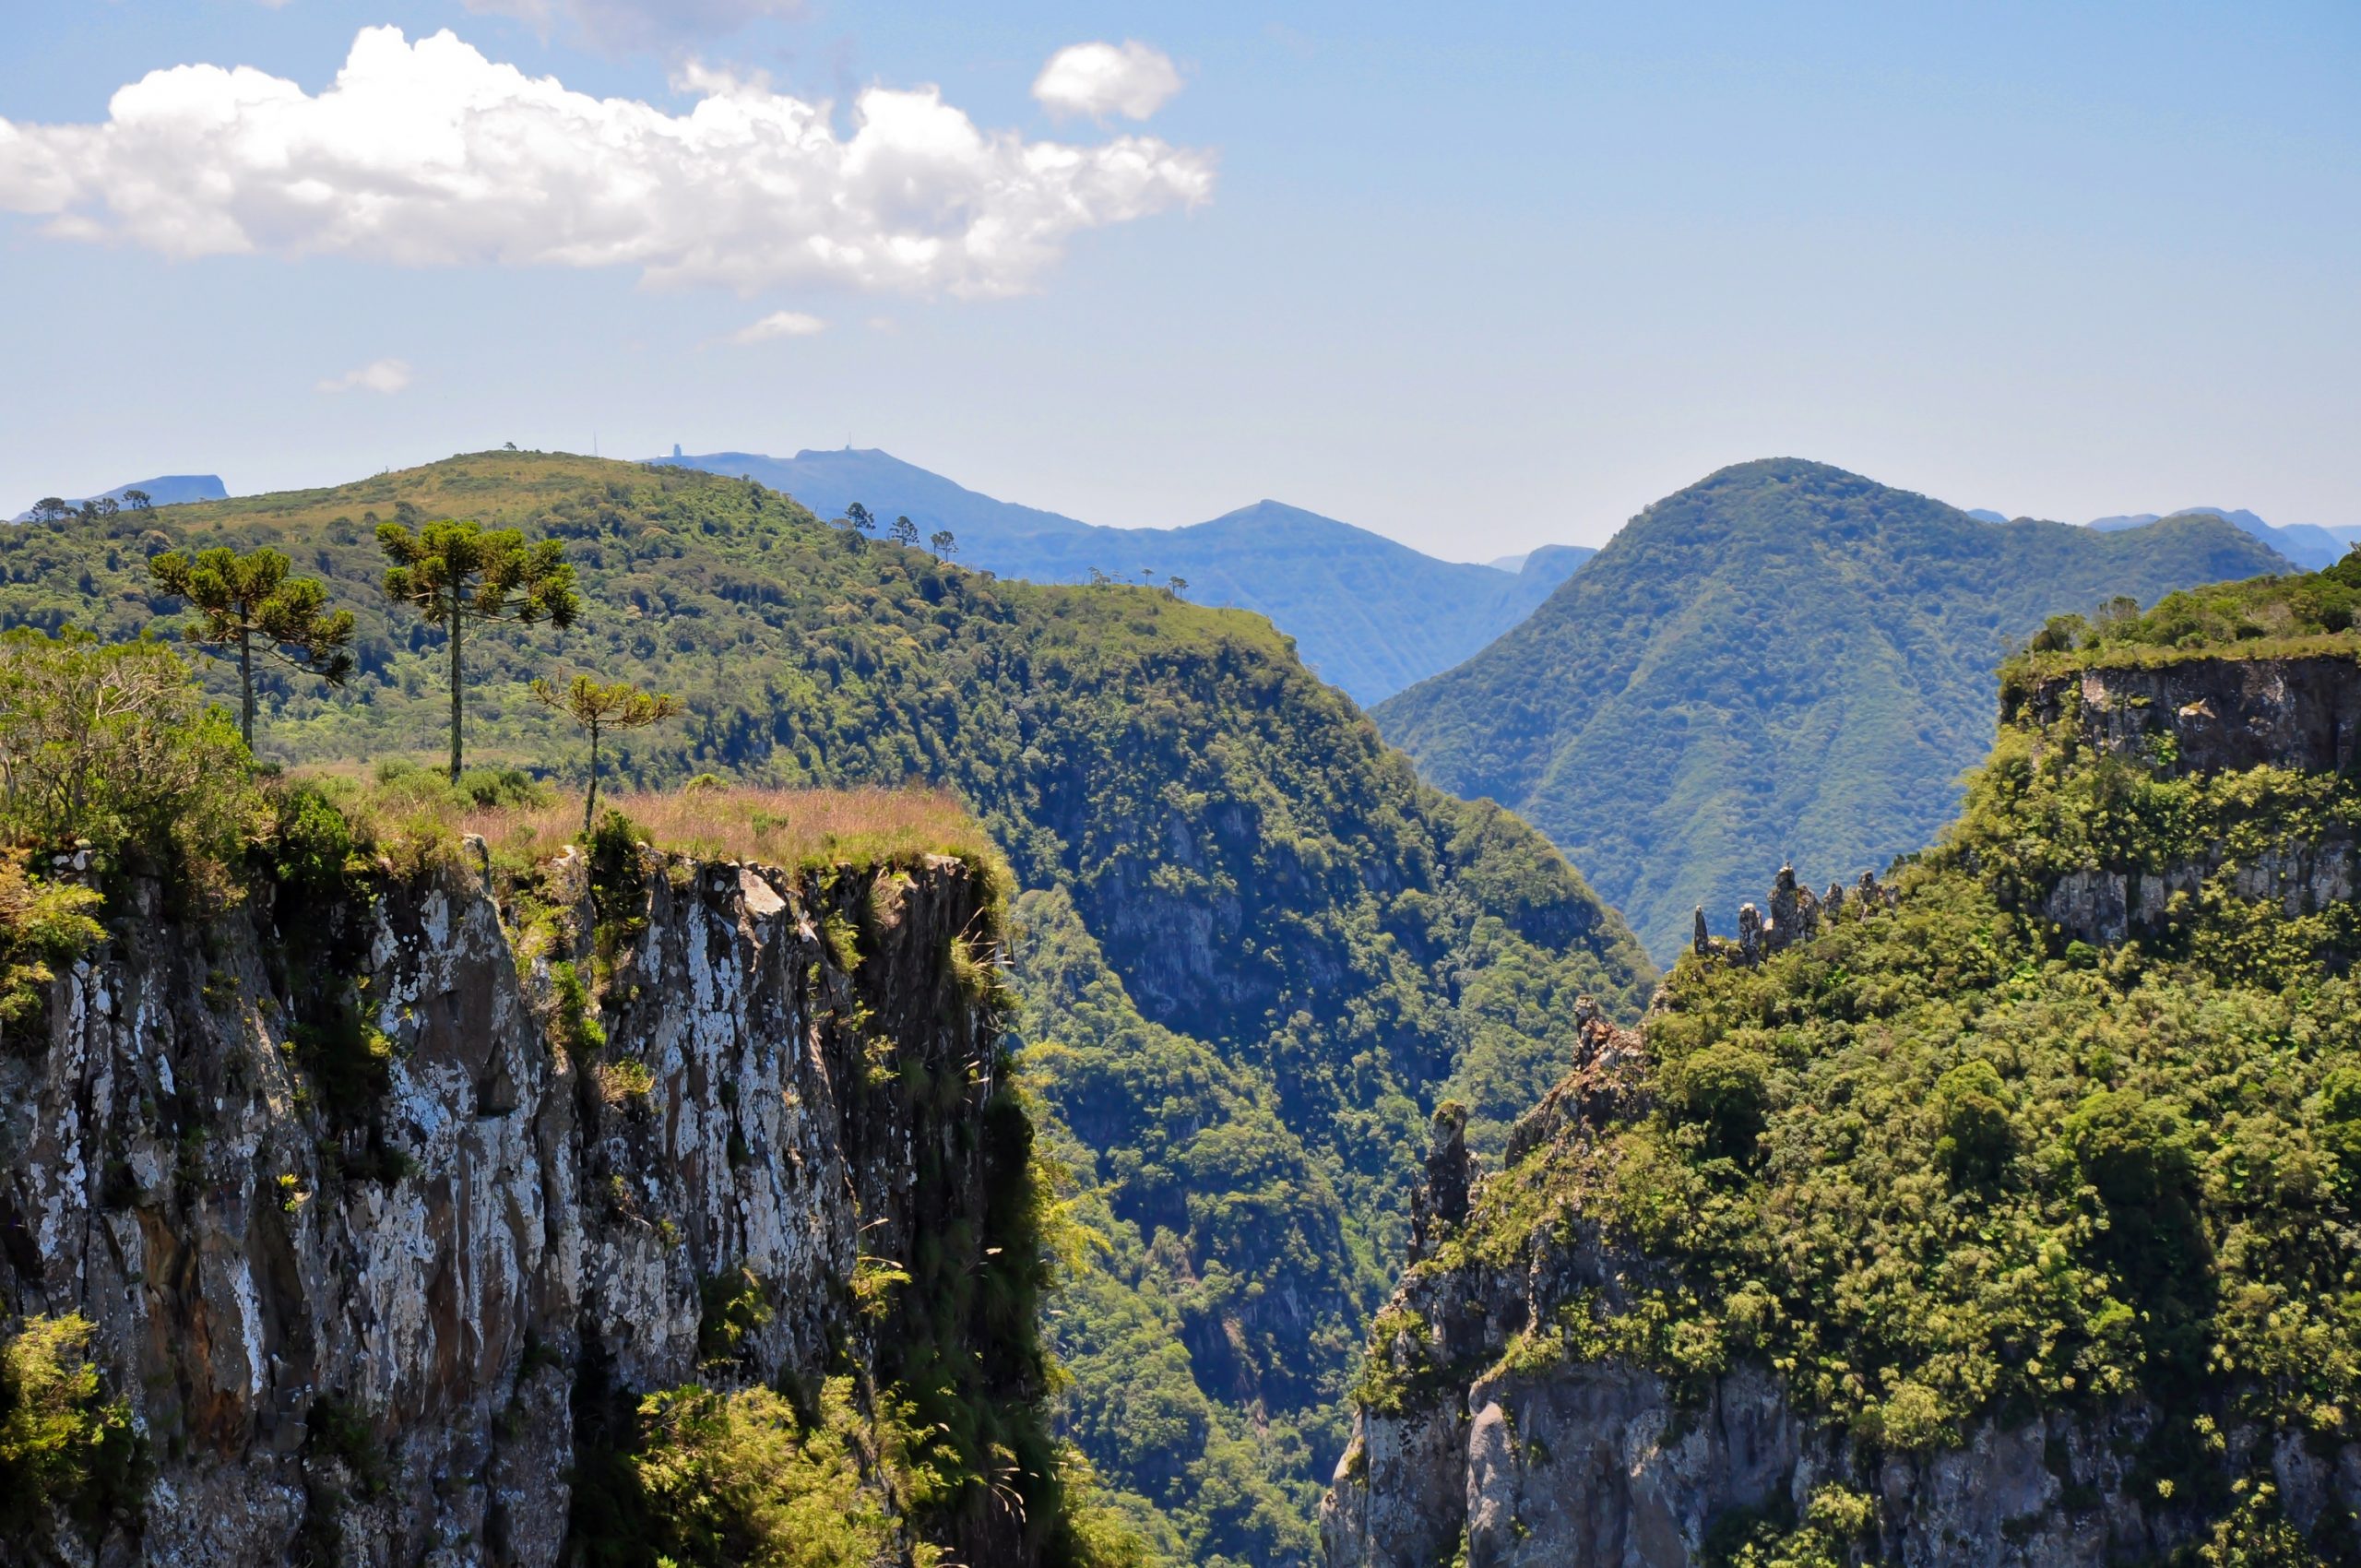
top-left (530, 674), bottom-right (680, 835)
top-left (148, 545), bottom-right (356, 750)
top-left (378, 518), bottom-right (579, 781)
top-left (890, 514), bottom-right (919, 550)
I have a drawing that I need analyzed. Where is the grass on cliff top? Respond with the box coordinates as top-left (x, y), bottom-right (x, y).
top-left (2003, 550), bottom-right (2361, 683)
top-left (478, 783), bottom-right (1004, 880)
top-left (295, 760), bottom-right (1003, 885)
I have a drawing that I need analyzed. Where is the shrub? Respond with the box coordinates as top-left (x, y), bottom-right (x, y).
top-left (266, 778), bottom-right (359, 899)
top-left (2319, 1066), bottom-right (2361, 1177)
top-left (0, 628), bottom-right (255, 890)
top-left (549, 961), bottom-right (607, 1064)
top-left (1661, 1041), bottom-right (1771, 1164)
top-left (2067, 1088), bottom-right (2195, 1216)
top-left (633, 1380), bottom-right (904, 1568)
top-left (0, 1313), bottom-right (148, 1538)
top-left (0, 849), bottom-right (105, 1049)
top-left (697, 1267), bottom-right (774, 1366)
top-left (1933, 1059), bottom-right (2016, 1185)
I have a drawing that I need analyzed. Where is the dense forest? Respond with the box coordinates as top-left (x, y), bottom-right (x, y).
top-left (0, 451), bottom-right (1652, 1563)
top-left (1373, 457), bottom-right (2294, 961)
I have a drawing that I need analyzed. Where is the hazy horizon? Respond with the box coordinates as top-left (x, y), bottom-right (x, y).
top-left (6, 2), bottom-right (2356, 555)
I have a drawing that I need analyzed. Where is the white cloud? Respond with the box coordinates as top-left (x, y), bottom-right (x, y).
top-left (0, 27), bottom-right (1214, 298)
top-left (729, 309), bottom-right (825, 344)
top-left (461, 0), bottom-right (803, 52)
top-left (1032, 41), bottom-right (1184, 122)
top-left (315, 358), bottom-right (412, 395)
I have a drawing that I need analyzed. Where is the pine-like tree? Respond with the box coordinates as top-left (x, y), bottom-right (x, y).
top-left (531, 674), bottom-right (681, 835)
top-left (378, 518), bottom-right (579, 781)
top-left (148, 545), bottom-right (356, 750)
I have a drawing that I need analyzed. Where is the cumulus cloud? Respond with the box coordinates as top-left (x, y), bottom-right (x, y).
top-left (315, 358), bottom-right (411, 395)
top-left (0, 27), bottom-right (1215, 297)
top-left (1032, 41), bottom-right (1184, 122)
top-left (729, 309), bottom-right (825, 344)
top-left (461, 0), bottom-right (803, 52)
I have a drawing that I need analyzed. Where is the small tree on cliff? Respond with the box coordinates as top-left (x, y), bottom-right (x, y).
top-left (531, 674), bottom-right (680, 836)
top-left (148, 544), bottom-right (355, 750)
top-left (378, 517), bottom-right (579, 782)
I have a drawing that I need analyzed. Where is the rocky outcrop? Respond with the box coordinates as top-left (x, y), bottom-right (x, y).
top-left (0, 845), bottom-right (1019, 1566)
top-left (2014, 657), bottom-right (2361, 948)
top-left (1692, 866), bottom-right (1894, 962)
top-left (2019, 653), bottom-right (2361, 778)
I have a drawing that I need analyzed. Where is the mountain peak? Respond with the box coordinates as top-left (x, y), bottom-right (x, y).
top-left (1375, 459), bottom-right (2293, 961)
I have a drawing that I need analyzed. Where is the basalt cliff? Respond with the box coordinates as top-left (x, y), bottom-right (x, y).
top-left (1323, 646), bottom-right (2361, 1567)
top-left (0, 833), bottom-right (1059, 1567)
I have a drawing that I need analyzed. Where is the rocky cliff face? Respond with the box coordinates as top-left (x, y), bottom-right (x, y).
top-left (2017, 653), bottom-right (2361, 779)
top-left (1322, 651), bottom-right (2361, 1568)
top-left (1, 842), bottom-right (1023, 1566)
top-left (2020, 656), bottom-right (2360, 949)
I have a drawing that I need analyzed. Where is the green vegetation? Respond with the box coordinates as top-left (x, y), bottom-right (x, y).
top-left (2009, 547), bottom-right (2361, 677)
top-left (148, 543), bottom-right (353, 748)
top-left (2, 450), bottom-right (1655, 1558)
top-left (0, 1313), bottom-right (148, 1545)
top-left (1014, 887), bottom-right (1363, 1566)
top-left (377, 513), bottom-right (580, 780)
top-left (532, 672), bottom-right (681, 834)
top-left (629, 1380), bottom-right (915, 1568)
top-left (660, 449), bottom-right (1592, 706)
top-left (0, 849), bottom-right (104, 1046)
top-left (0, 628), bottom-right (255, 895)
top-left (1374, 457), bottom-right (2296, 959)
top-left (1412, 645), bottom-right (2361, 1554)
top-left (0, 520), bottom-right (1168, 1562)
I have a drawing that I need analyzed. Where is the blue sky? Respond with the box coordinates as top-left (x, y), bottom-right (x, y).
top-left (3, 1), bottom-right (2355, 557)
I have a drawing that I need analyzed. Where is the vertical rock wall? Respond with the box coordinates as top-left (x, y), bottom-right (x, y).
top-left (0, 847), bottom-right (1011, 1567)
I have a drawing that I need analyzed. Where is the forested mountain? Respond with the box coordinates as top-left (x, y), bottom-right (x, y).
top-left (1330, 559), bottom-right (2361, 1563)
top-left (0, 450), bottom-right (1652, 1565)
top-left (1372, 457), bottom-right (2293, 960)
top-left (657, 447), bottom-right (1590, 704)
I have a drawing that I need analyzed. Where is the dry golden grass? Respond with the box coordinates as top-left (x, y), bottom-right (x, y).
top-left (458, 784), bottom-right (1000, 874)
top-left (283, 762), bottom-right (1003, 891)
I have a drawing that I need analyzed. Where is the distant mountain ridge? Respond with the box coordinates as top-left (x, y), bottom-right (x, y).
top-left (2087, 505), bottom-right (2349, 569)
top-left (655, 446), bottom-right (1591, 705)
top-left (1374, 457), bottom-right (2296, 960)
top-left (11, 473), bottom-right (227, 520)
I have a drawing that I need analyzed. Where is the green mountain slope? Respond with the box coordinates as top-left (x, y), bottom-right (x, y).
top-left (1341, 581), bottom-right (2361, 1561)
top-left (659, 449), bottom-right (1591, 705)
top-left (0, 450), bottom-right (1653, 1565)
top-left (1372, 457), bottom-right (2293, 960)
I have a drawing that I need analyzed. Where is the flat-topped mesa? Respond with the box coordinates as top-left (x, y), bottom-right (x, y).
top-left (2016, 651), bottom-right (2361, 778)
top-left (1692, 863), bottom-right (1896, 962)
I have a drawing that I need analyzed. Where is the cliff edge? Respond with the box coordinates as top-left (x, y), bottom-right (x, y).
top-left (1324, 643), bottom-right (2361, 1567)
top-left (1, 811), bottom-right (1077, 1567)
